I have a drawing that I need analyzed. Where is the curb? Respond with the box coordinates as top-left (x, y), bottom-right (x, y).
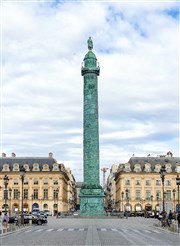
top-left (152, 225), bottom-right (180, 236)
top-left (0, 225), bottom-right (33, 238)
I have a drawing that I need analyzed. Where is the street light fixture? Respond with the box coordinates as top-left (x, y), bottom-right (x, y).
top-left (9, 188), bottom-right (12, 216)
top-left (20, 165), bottom-right (26, 225)
top-left (159, 164), bottom-right (166, 212)
top-left (121, 191), bottom-right (124, 212)
top-left (172, 189), bottom-right (176, 212)
top-left (176, 175), bottom-right (180, 212)
top-left (3, 175), bottom-right (9, 213)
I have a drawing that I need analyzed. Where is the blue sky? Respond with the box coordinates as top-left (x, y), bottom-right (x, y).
top-left (1, 0), bottom-right (179, 183)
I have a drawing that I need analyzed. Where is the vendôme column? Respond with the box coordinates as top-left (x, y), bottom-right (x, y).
top-left (80, 37), bottom-right (104, 216)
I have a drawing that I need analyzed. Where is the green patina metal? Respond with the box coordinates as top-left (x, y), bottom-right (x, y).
top-left (80, 37), bottom-right (104, 216)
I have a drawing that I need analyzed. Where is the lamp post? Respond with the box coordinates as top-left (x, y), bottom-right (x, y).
top-left (176, 175), bottom-right (180, 212)
top-left (17, 191), bottom-right (20, 213)
top-left (9, 188), bottom-right (12, 216)
top-left (151, 195), bottom-right (153, 211)
top-left (159, 164), bottom-right (166, 212)
top-left (3, 175), bottom-right (9, 213)
top-left (20, 166), bottom-right (26, 225)
top-left (121, 191), bottom-right (124, 212)
top-left (172, 189), bottom-right (176, 212)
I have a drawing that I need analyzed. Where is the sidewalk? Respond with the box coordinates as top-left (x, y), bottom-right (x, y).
top-left (153, 220), bottom-right (180, 234)
top-left (0, 223), bottom-right (32, 237)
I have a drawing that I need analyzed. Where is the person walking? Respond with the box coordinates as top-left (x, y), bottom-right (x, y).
top-left (3, 212), bottom-right (9, 229)
top-left (168, 210), bottom-right (173, 225)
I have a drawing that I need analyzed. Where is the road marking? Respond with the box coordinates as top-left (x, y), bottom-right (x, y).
top-left (67, 228), bottom-right (74, 231)
top-left (142, 229), bottom-right (151, 233)
top-left (57, 228), bottom-right (64, 231)
top-left (24, 230), bottom-right (33, 233)
top-left (79, 228), bottom-right (85, 231)
top-left (121, 229), bottom-right (128, 232)
top-left (46, 229), bottom-right (54, 232)
top-left (150, 229), bottom-right (161, 234)
top-left (35, 229), bottom-right (44, 232)
top-left (111, 228), bottom-right (118, 231)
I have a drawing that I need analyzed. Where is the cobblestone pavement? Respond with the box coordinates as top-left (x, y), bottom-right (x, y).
top-left (0, 217), bottom-right (179, 245)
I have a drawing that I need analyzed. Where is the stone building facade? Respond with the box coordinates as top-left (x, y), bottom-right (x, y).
top-left (0, 153), bottom-right (76, 215)
top-left (114, 156), bottom-right (180, 213)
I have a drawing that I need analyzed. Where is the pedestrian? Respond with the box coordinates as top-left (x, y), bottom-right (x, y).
top-left (168, 210), bottom-right (173, 225)
top-left (0, 211), bottom-right (2, 233)
top-left (3, 212), bottom-right (9, 228)
top-left (177, 213), bottom-right (180, 229)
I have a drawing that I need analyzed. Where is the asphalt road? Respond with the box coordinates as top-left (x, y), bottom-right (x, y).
top-left (0, 216), bottom-right (179, 245)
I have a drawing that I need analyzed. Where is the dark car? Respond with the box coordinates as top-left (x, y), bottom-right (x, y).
top-left (8, 216), bottom-right (18, 224)
top-left (24, 215), bottom-right (47, 225)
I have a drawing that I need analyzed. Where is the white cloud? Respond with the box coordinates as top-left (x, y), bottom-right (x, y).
top-left (1, 1), bottom-right (179, 184)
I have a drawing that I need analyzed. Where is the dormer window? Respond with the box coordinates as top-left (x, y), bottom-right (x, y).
top-left (24, 164), bottom-right (30, 171)
top-left (32, 163), bottom-right (40, 171)
top-left (13, 163), bottom-right (19, 171)
top-left (124, 163), bottom-right (131, 172)
top-left (42, 164), bottom-right (50, 171)
top-left (165, 164), bottom-right (172, 173)
top-left (53, 163), bottom-right (59, 171)
top-left (155, 164), bottom-right (161, 173)
top-left (144, 163), bottom-right (151, 172)
top-left (2, 164), bottom-right (10, 172)
top-left (175, 165), bottom-right (180, 173)
top-left (134, 164), bottom-right (141, 173)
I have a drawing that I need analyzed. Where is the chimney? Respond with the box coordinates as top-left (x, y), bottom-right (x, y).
top-left (2, 153), bottom-right (6, 158)
top-left (11, 153), bottom-right (16, 157)
top-left (49, 152), bottom-right (53, 158)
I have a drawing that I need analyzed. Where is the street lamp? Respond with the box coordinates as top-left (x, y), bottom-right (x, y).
top-left (20, 165), bottom-right (26, 225)
top-left (3, 175), bottom-right (9, 213)
top-left (176, 175), bottom-right (180, 212)
top-left (121, 191), bottom-right (124, 212)
top-left (172, 189), bottom-right (176, 212)
top-left (9, 188), bottom-right (12, 216)
top-left (159, 164), bottom-right (166, 212)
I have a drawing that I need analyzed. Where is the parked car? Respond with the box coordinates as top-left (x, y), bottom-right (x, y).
top-left (24, 215), bottom-right (47, 225)
top-left (43, 210), bottom-right (52, 216)
top-left (8, 216), bottom-right (18, 224)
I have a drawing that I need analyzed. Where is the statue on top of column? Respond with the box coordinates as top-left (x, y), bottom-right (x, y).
top-left (88, 37), bottom-right (93, 51)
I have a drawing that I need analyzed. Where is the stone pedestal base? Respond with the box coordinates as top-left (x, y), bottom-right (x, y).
top-left (80, 186), bottom-right (105, 216)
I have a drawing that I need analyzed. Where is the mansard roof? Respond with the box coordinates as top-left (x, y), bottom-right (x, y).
top-left (128, 156), bottom-right (180, 171)
top-left (0, 157), bottom-right (58, 172)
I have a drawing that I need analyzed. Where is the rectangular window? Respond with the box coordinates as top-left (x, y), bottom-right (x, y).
top-left (24, 189), bottom-right (28, 199)
top-left (53, 179), bottom-right (58, 185)
top-left (53, 189), bottom-right (58, 199)
top-left (156, 180), bottom-right (161, 186)
top-left (156, 190), bottom-right (161, 200)
top-left (34, 179), bottom-right (38, 185)
top-left (43, 178), bottom-right (48, 185)
top-left (145, 179), bottom-right (151, 186)
top-left (125, 179), bottom-right (130, 185)
top-left (4, 190), bottom-right (8, 200)
top-left (166, 190), bottom-right (171, 200)
top-left (166, 180), bottom-right (171, 186)
top-left (43, 189), bottom-right (48, 199)
top-left (135, 190), bottom-right (141, 200)
top-left (125, 189), bottom-right (130, 199)
top-left (14, 179), bottom-right (19, 185)
top-left (14, 189), bottom-right (19, 199)
top-left (34, 189), bottom-right (38, 199)
top-left (135, 179), bottom-right (141, 185)
top-left (146, 190), bottom-right (151, 200)
top-left (24, 179), bottom-right (28, 185)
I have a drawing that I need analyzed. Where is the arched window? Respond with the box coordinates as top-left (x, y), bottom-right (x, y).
top-left (32, 163), bottom-right (40, 171)
top-left (42, 164), bottom-right (50, 171)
